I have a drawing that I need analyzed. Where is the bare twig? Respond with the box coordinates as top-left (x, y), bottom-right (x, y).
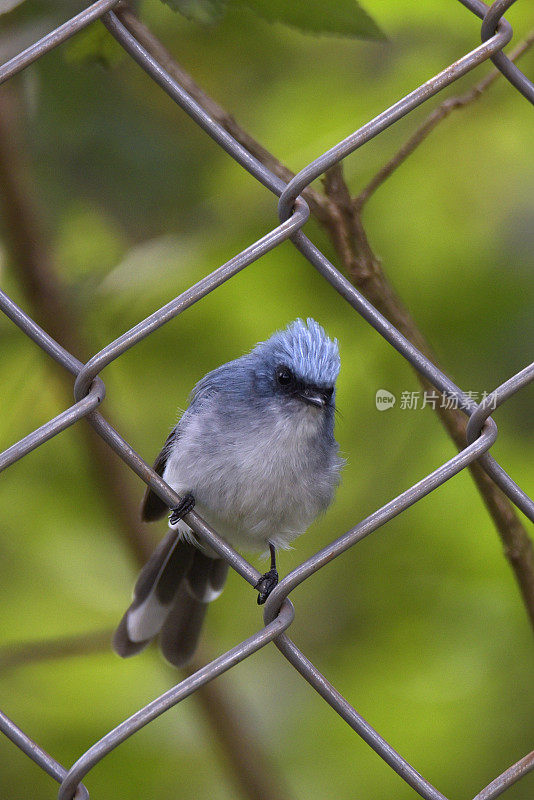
top-left (354, 31), bottom-right (534, 212)
top-left (113, 7), bottom-right (534, 629)
top-left (321, 35), bottom-right (534, 625)
top-left (323, 163), bottom-right (534, 627)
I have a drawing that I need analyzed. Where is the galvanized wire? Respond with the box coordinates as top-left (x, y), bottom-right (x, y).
top-left (0, 1), bottom-right (532, 799)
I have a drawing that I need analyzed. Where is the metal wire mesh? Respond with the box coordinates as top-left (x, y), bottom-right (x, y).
top-left (0, 1), bottom-right (533, 799)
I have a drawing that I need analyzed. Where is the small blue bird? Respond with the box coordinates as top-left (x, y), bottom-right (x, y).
top-left (113, 318), bottom-right (342, 667)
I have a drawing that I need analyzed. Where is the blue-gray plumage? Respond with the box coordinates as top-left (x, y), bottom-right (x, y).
top-left (113, 318), bottom-right (342, 667)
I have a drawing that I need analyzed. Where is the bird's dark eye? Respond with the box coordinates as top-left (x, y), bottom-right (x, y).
top-left (276, 366), bottom-right (294, 387)
top-left (324, 387), bottom-right (334, 400)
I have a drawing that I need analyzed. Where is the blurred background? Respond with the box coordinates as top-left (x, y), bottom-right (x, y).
top-left (0, 1), bottom-right (533, 798)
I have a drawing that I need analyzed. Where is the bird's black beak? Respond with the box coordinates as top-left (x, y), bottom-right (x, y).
top-left (297, 388), bottom-right (330, 408)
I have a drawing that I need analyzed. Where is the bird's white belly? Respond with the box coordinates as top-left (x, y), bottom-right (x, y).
top-left (163, 405), bottom-right (331, 552)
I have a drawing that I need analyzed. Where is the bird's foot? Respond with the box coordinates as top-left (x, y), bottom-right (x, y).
top-left (169, 493), bottom-right (195, 525)
top-left (255, 568), bottom-right (279, 605)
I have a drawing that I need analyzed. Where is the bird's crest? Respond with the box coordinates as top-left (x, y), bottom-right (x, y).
top-left (256, 318), bottom-right (339, 387)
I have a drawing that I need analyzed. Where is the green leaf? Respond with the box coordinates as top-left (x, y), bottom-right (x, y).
top-left (236, 0), bottom-right (385, 40)
top-left (160, 0), bottom-right (228, 24)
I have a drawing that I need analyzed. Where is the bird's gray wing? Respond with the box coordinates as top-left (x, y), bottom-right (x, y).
top-left (141, 426), bottom-right (178, 522)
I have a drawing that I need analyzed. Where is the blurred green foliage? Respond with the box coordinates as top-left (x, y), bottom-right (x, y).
top-left (0, 1), bottom-right (533, 799)
top-left (156, 0), bottom-right (384, 38)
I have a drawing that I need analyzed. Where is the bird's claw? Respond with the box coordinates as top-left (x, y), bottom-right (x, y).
top-left (255, 568), bottom-right (279, 605)
top-left (169, 493), bottom-right (195, 525)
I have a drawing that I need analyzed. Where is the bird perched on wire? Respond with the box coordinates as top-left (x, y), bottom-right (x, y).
top-left (113, 318), bottom-right (342, 667)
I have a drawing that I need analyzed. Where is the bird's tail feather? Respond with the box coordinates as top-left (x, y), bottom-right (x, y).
top-left (113, 530), bottom-right (228, 667)
top-left (160, 587), bottom-right (208, 668)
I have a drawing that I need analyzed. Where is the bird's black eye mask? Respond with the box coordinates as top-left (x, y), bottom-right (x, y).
top-left (275, 365), bottom-right (333, 408)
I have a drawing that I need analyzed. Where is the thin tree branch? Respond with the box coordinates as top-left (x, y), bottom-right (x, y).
top-left (0, 80), bottom-right (293, 800)
top-left (320, 36), bottom-right (534, 625)
top-left (322, 163), bottom-right (534, 628)
top-left (186, 654), bottom-right (293, 800)
top-left (0, 630), bottom-right (113, 672)
top-left (0, 626), bottom-right (294, 800)
top-left (0, 84), bottom-right (155, 569)
top-left (113, 3), bottom-right (334, 226)
top-left (112, 7), bottom-right (534, 629)
top-left (353, 31), bottom-right (534, 212)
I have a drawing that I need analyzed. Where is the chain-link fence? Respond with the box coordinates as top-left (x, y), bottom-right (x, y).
top-left (0, 1), bottom-right (533, 798)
